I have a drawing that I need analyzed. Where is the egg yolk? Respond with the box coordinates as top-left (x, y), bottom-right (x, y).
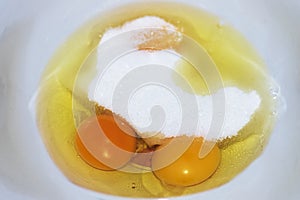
top-left (137, 28), bottom-right (181, 51)
top-left (152, 137), bottom-right (221, 187)
top-left (75, 114), bottom-right (137, 170)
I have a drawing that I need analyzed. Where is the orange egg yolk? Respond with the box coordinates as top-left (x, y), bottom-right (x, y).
top-left (137, 28), bottom-right (181, 51)
top-left (75, 115), bottom-right (220, 187)
top-left (75, 114), bottom-right (137, 170)
top-left (152, 137), bottom-right (221, 187)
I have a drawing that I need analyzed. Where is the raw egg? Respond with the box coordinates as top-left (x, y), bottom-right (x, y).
top-left (152, 137), bottom-right (221, 187)
top-left (35, 2), bottom-right (278, 197)
top-left (75, 114), bottom-right (137, 170)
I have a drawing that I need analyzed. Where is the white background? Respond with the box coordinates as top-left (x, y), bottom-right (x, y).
top-left (0, 0), bottom-right (300, 199)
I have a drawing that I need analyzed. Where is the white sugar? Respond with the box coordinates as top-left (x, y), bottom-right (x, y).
top-left (100, 16), bottom-right (179, 45)
top-left (127, 85), bottom-right (261, 141)
top-left (88, 16), bottom-right (261, 141)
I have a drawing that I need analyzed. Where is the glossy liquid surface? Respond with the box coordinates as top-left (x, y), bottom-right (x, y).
top-left (36, 2), bottom-right (277, 197)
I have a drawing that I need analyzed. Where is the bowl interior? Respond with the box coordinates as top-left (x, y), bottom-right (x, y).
top-left (0, 0), bottom-right (299, 199)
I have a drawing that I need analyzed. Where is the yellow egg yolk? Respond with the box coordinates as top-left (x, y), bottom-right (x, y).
top-left (152, 137), bottom-right (221, 187)
top-left (75, 114), bottom-right (137, 170)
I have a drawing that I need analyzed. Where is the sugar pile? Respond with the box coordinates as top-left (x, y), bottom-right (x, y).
top-left (88, 16), bottom-right (261, 141)
top-left (100, 16), bottom-right (181, 48)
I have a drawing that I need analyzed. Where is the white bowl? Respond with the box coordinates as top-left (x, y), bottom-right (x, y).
top-left (0, 0), bottom-right (299, 199)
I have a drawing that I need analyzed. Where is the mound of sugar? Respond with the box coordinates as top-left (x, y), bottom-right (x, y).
top-left (88, 16), bottom-right (261, 141)
top-left (88, 50), bottom-right (261, 141)
top-left (101, 16), bottom-right (179, 45)
top-left (127, 85), bottom-right (261, 141)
